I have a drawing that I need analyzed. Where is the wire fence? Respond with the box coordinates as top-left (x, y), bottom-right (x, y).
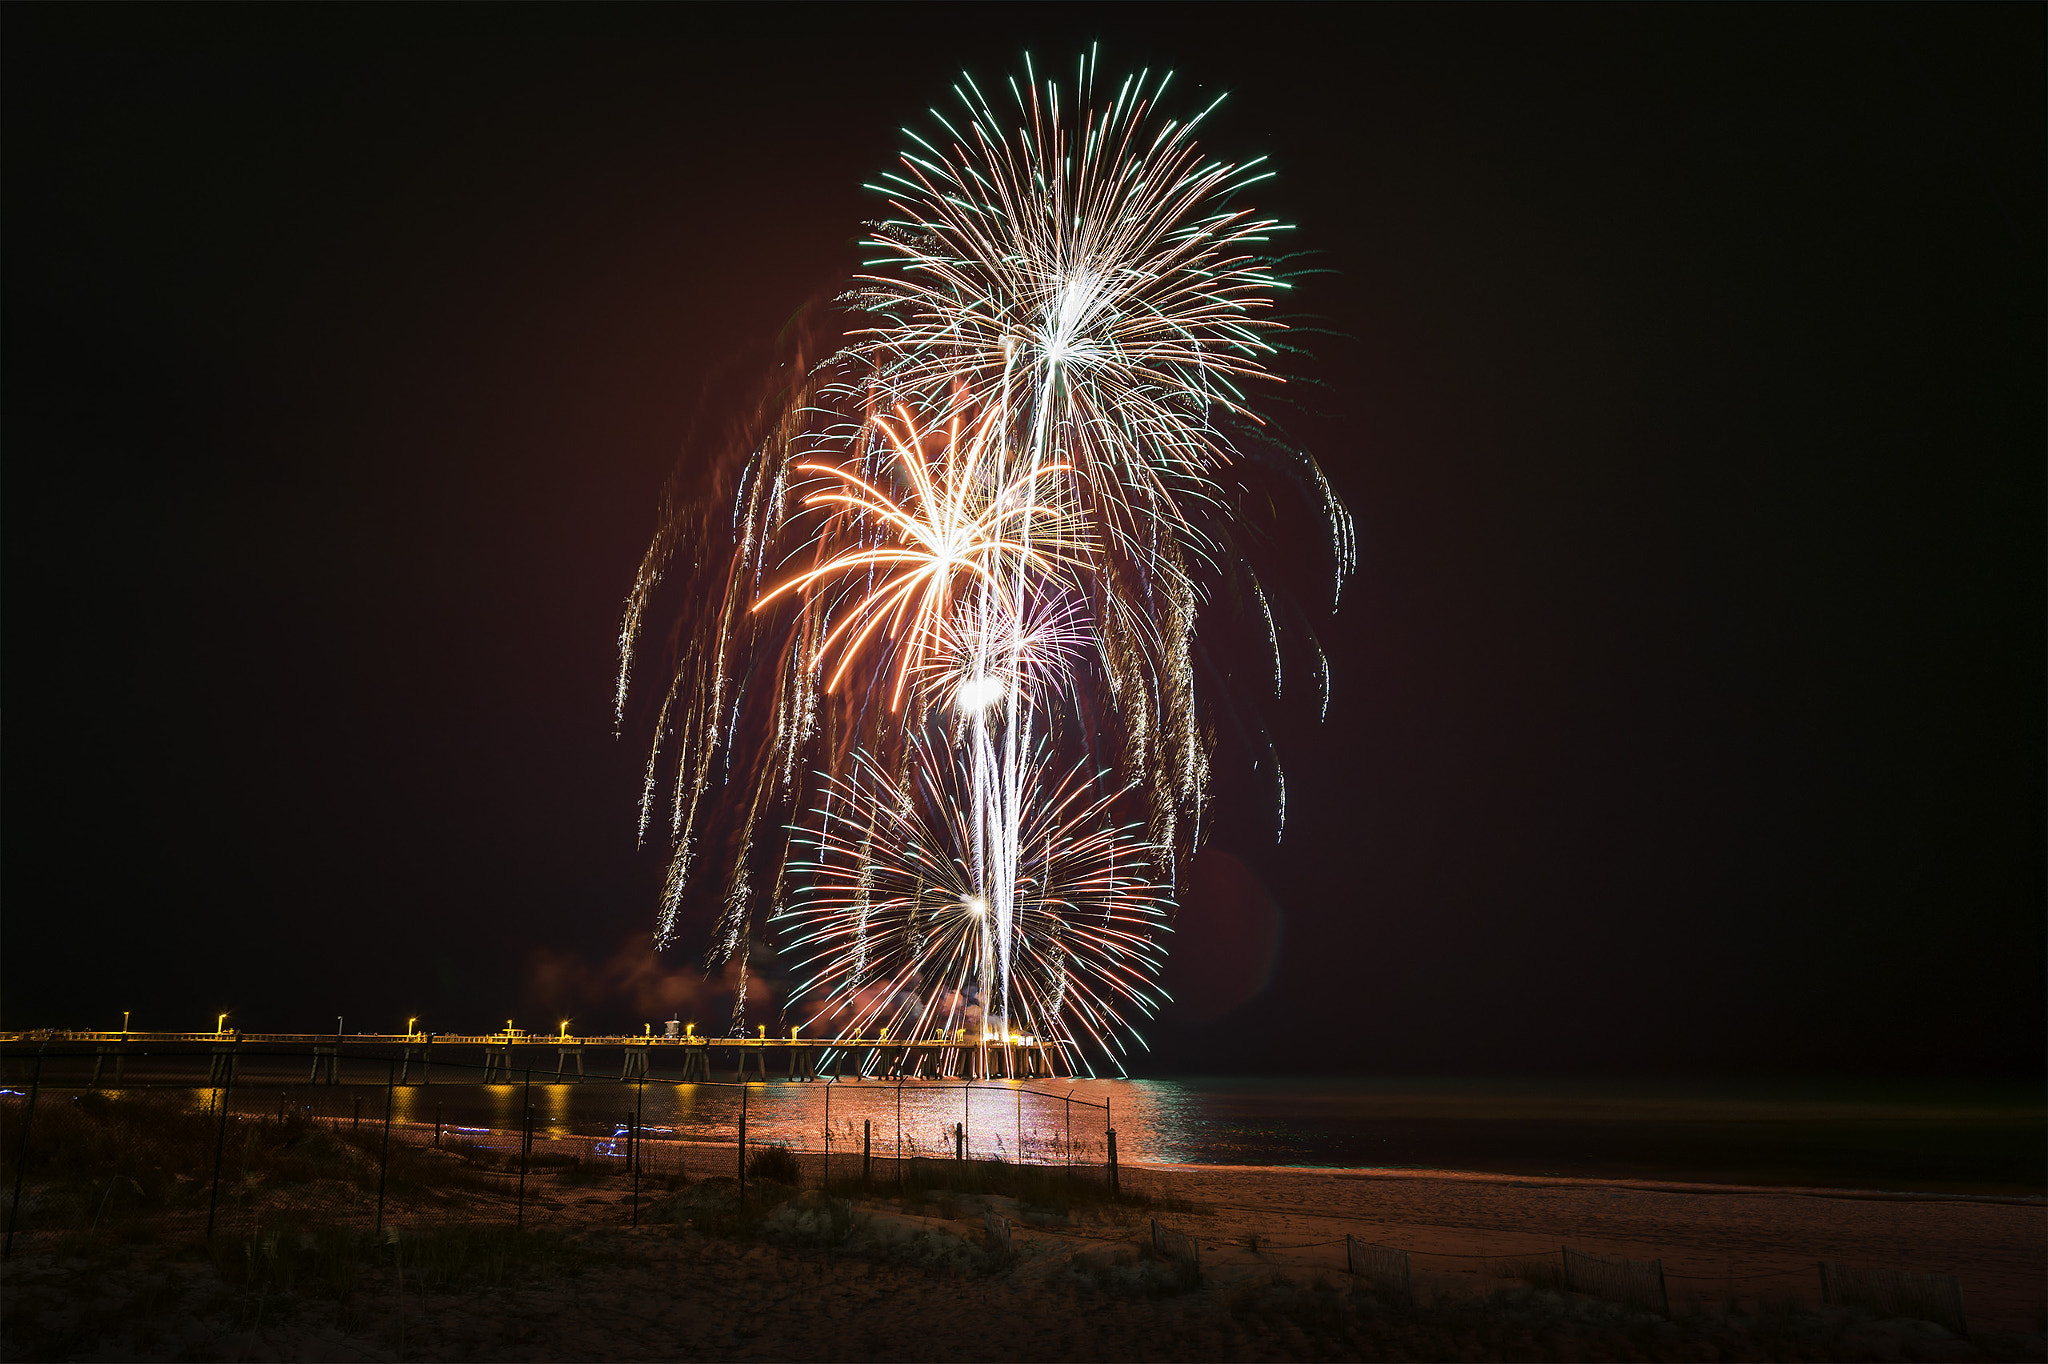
top-left (0, 1044), bottom-right (1117, 1260)
top-left (0, 1043), bottom-right (1991, 1336)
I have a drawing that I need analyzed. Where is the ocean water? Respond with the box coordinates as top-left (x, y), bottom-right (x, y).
top-left (347, 1074), bottom-right (2045, 1193)
top-left (22, 1059), bottom-right (2042, 1194)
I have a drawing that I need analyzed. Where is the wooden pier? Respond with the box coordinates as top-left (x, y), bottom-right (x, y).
top-left (1, 1029), bottom-right (1070, 1084)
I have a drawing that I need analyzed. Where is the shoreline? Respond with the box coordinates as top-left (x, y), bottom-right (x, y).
top-left (1122, 1159), bottom-right (2048, 1206)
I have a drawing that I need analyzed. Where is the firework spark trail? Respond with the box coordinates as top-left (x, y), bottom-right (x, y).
top-left (614, 54), bottom-right (1351, 1048)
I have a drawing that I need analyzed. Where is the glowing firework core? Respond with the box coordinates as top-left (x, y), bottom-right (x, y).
top-left (955, 675), bottom-right (1007, 712)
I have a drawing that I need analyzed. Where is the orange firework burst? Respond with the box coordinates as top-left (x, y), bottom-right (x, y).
top-left (753, 400), bottom-right (1088, 710)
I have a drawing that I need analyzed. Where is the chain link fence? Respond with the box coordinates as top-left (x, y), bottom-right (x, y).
top-left (0, 1044), bottom-right (1115, 1259)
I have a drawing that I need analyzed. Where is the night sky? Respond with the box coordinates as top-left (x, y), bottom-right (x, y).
top-left (6, 6), bottom-right (2040, 1076)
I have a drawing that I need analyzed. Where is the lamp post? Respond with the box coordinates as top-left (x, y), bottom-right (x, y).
top-left (122, 1011), bottom-right (130, 1034)
top-left (216, 1013), bottom-right (228, 1035)
top-left (407, 1017), bottom-right (418, 1038)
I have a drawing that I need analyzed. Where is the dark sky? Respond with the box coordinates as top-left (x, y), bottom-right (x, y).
top-left (5, 6), bottom-right (2040, 1075)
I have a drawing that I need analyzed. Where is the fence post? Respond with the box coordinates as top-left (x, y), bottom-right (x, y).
top-left (375, 1058), bottom-right (394, 1236)
top-left (955, 1121), bottom-right (964, 1161)
top-left (824, 1079), bottom-right (831, 1187)
top-left (737, 1082), bottom-right (748, 1211)
top-left (863, 1119), bottom-right (871, 1185)
top-left (1016, 1083), bottom-right (1022, 1160)
top-left (895, 1078), bottom-right (903, 1183)
top-left (205, 1033), bottom-right (239, 1239)
top-left (631, 1077), bottom-right (644, 1229)
top-left (1107, 1128), bottom-right (1119, 1197)
top-left (3, 1045), bottom-right (46, 1261)
top-left (516, 1066), bottom-right (532, 1231)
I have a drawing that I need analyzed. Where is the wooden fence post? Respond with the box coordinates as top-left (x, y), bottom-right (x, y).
top-left (375, 1059), bottom-right (394, 1235)
top-left (205, 1034), bottom-right (239, 1238)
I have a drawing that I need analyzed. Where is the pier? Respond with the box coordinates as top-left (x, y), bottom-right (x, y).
top-left (0, 1029), bottom-right (1070, 1084)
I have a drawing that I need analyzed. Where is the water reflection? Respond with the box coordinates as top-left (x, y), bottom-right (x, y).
top-left (73, 1074), bottom-right (2045, 1186)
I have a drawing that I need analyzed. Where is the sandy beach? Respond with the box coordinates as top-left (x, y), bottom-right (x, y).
top-left (5, 1151), bottom-right (2041, 1362)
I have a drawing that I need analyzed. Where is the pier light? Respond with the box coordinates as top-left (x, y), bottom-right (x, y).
top-left (686, 1022), bottom-right (696, 1037)
top-left (216, 1012), bottom-right (229, 1034)
top-left (506, 1019), bottom-right (514, 1036)
top-left (560, 1020), bottom-right (570, 1038)
top-left (757, 1024), bottom-right (766, 1039)
top-left (644, 1023), bottom-right (651, 1037)
top-left (407, 1017), bottom-right (417, 1038)
top-left (122, 1011), bottom-right (130, 1034)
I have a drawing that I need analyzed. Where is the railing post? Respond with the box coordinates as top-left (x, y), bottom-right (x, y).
top-left (824, 1079), bottom-right (831, 1187)
top-left (737, 1083), bottom-right (748, 1211)
top-left (206, 1033), bottom-right (239, 1238)
top-left (631, 1077), bottom-right (644, 1228)
top-left (516, 1065), bottom-right (532, 1231)
top-left (863, 1119), bottom-right (871, 1185)
top-left (3, 1046), bottom-right (46, 1261)
top-left (1107, 1128), bottom-right (1119, 1198)
top-left (375, 1059), bottom-right (395, 1235)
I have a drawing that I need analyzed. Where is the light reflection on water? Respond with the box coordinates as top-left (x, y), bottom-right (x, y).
top-left (82, 1074), bottom-right (2046, 1183)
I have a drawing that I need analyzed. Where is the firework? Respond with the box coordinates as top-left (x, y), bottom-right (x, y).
top-left (753, 400), bottom-right (1088, 710)
top-left (780, 729), bottom-right (1172, 1072)
top-left (615, 54), bottom-right (1351, 1046)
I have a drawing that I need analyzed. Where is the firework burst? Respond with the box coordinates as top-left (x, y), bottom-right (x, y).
top-left (615, 53), bottom-right (1351, 1048)
top-left (780, 730), bottom-right (1172, 1072)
